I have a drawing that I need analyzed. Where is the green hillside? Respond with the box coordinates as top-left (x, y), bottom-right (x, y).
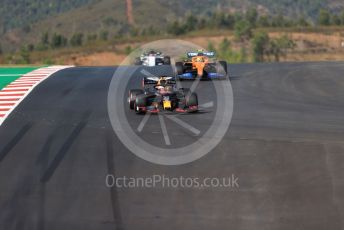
top-left (1, 0), bottom-right (344, 34)
top-left (0, 0), bottom-right (344, 52)
top-left (0, 0), bottom-right (96, 32)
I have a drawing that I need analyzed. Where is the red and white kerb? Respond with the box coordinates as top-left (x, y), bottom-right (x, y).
top-left (0, 66), bottom-right (73, 126)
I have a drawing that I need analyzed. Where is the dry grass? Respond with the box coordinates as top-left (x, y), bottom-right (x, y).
top-left (62, 52), bottom-right (126, 66)
top-left (20, 28), bottom-right (344, 66)
top-left (284, 52), bottom-right (344, 62)
top-left (270, 31), bottom-right (344, 49)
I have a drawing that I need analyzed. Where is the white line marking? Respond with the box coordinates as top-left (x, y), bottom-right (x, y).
top-left (20, 77), bottom-right (45, 79)
top-left (0, 92), bottom-right (26, 95)
top-left (19, 78), bottom-right (45, 80)
top-left (6, 86), bottom-right (33, 89)
top-left (22, 74), bottom-right (48, 76)
top-left (0, 96), bottom-right (21, 100)
top-left (7, 82), bottom-right (34, 85)
top-left (13, 81), bottom-right (39, 84)
top-left (0, 74), bottom-right (22, 77)
top-left (158, 114), bottom-right (171, 145)
top-left (0, 91), bottom-right (24, 95)
top-left (0, 101), bottom-right (18, 104)
top-left (165, 115), bottom-right (201, 136)
top-left (4, 87), bottom-right (31, 90)
top-left (13, 79), bottom-right (40, 82)
top-left (137, 113), bottom-right (151, 132)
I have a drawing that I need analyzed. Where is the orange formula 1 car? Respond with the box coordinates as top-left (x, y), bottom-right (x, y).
top-left (175, 51), bottom-right (228, 80)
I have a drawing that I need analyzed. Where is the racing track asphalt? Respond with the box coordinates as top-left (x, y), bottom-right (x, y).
top-left (1, 62), bottom-right (344, 230)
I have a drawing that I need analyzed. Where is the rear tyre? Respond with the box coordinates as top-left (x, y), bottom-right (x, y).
top-left (163, 56), bottom-right (171, 65)
top-left (176, 88), bottom-right (190, 108)
top-left (129, 89), bottom-right (144, 110)
top-left (186, 92), bottom-right (198, 107)
top-left (175, 62), bottom-right (184, 75)
top-left (135, 57), bottom-right (142, 65)
top-left (204, 64), bottom-right (217, 80)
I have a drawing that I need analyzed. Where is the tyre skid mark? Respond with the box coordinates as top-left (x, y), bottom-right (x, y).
top-left (0, 122), bottom-right (33, 162)
top-left (106, 131), bottom-right (124, 229)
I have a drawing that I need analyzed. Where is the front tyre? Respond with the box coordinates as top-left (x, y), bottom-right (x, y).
top-left (129, 89), bottom-right (144, 110)
top-left (218, 61), bottom-right (228, 79)
top-left (135, 94), bottom-right (147, 114)
top-left (186, 92), bottom-right (198, 107)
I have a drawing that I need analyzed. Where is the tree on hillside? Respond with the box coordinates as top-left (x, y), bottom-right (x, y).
top-left (271, 14), bottom-right (290, 27)
top-left (197, 17), bottom-right (207, 30)
top-left (207, 41), bottom-right (216, 52)
top-left (87, 34), bottom-right (97, 42)
top-left (239, 47), bottom-right (248, 63)
top-left (252, 31), bottom-right (270, 62)
top-left (184, 14), bottom-right (198, 32)
top-left (129, 27), bottom-right (139, 37)
top-left (99, 31), bottom-right (109, 41)
top-left (219, 38), bottom-right (231, 52)
top-left (22, 25), bottom-right (31, 34)
top-left (331, 15), bottom-right (341, 25)
top-left (268, 35), bottom-right (296, 62)
top-left (27, 44), bottom-right (35, 52)
top-left (234, 20), bottom-right (252, 41)
top-left (19, 47), bottom-right (30, 64)
top-left (35, 32), bottom-right (50, 51)
top-left (245, 8), bottom-right (258, 27)
top-left (70, 33), bottom-right (84, 46)
top-left (125, 46), bottom-right (132, 55)
top-left (167, 21), bottom-right (185, 36)
top-left (225, 14), bottom-right (236, 29)
top-left (296, 17), bottom-right (311, 27)
top-left (257, 16), bottom-right (270, 27)
top-left (234, 12), bottom-right (243, 22)
top-left (217, 38), bottom-right (244, 63)
top-left (41, 32), bottom-right (49, 46)
top-left (318, 9), bottom-right (331, 25)
top-left (147, 25), bottom-right (159, 36)
top-left (206, 12), bottom-right (236, 29)
top-left (51, 33), bottom-right (67, 48)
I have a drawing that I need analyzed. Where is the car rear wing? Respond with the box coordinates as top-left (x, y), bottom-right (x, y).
top-left (187, 51), bottom-right (215, 58)
top-left (143, 77), bottom-right (176, 85)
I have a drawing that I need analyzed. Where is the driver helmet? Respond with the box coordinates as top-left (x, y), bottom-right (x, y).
top-left (164, 86), bottom-right (173, 92)
top-left (196, 57), bottom-right (204, 62)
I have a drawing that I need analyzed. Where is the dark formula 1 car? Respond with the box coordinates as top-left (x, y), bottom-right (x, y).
top-left (175, 51), bottom-right (228, 80)
top-left (128, 76), bottom-right (198, 114)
